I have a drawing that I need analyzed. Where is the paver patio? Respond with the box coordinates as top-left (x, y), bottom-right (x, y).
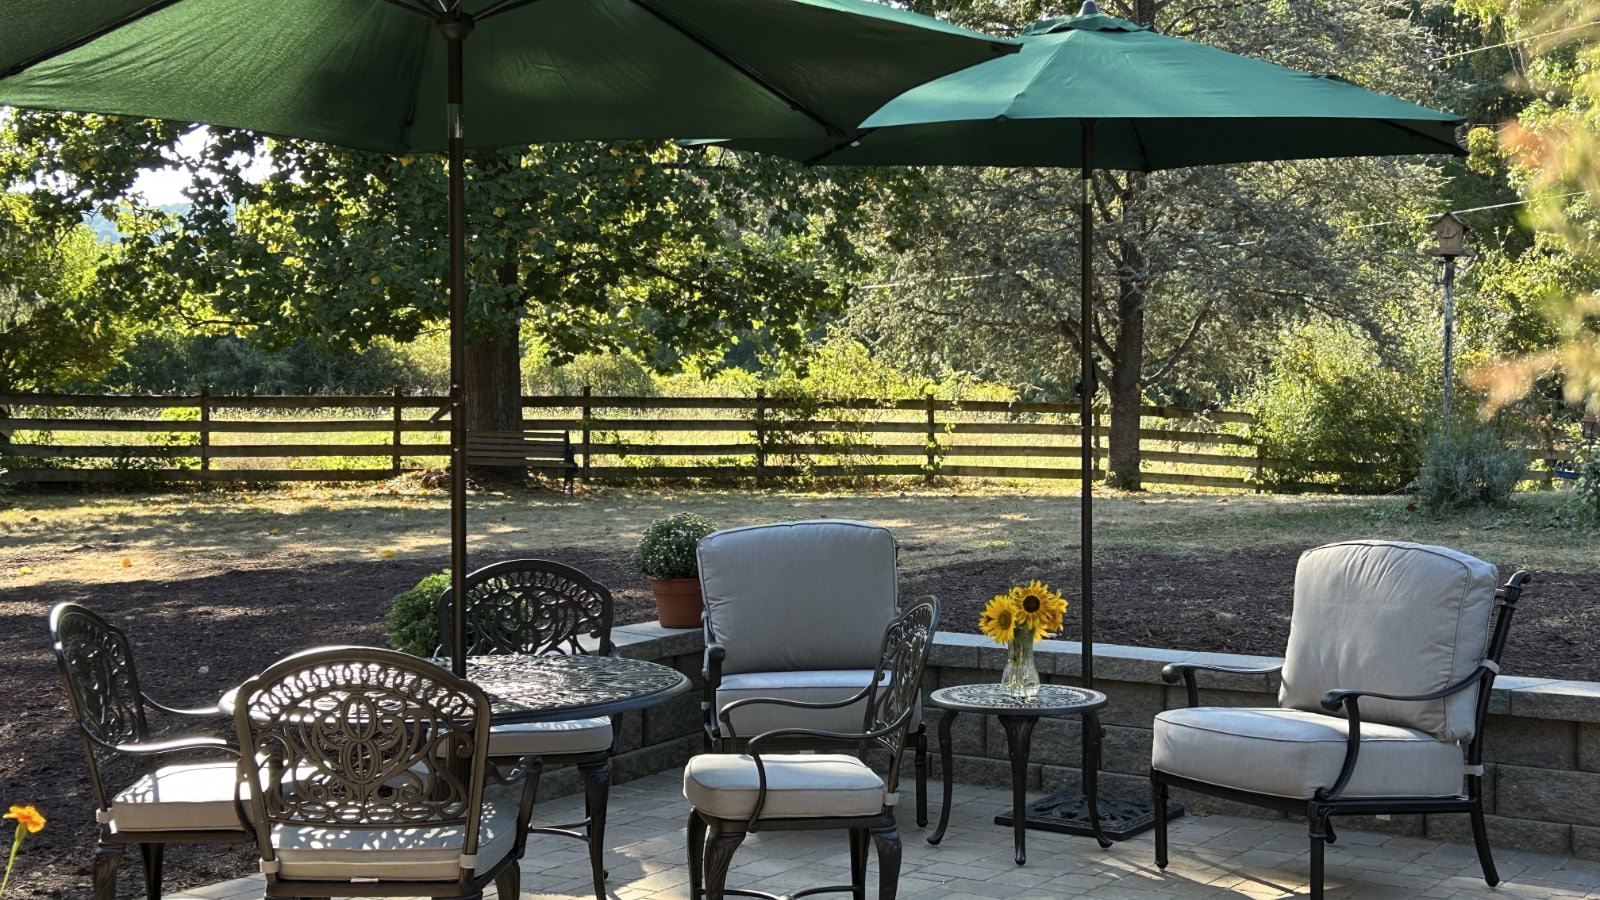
top-left (177, 769), bottom-right (1600, 900)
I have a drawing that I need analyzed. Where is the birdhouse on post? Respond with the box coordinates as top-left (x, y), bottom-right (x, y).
top-left (1429, 212), bottom-right (1469, 258)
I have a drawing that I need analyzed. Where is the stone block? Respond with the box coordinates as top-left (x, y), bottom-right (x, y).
top-left (532, 765), bottom-right (585, 801)
top-left (1095, 681), bottom-right (1167, 729)
top-left (1509, 680), bottom-right (1600, 724)
top-left (934, 753), bottom-right (1040, 790)
top-left (929, 632), bottom-right (985, 669)
top-left (1482, 715), bottom-right (1576, 769)
top-left (613, 709), bottom-right (645, 753)
top-left (1037, 764), bottom-right (1149, 803)
top-left (1173, 651), bottom-right (1285, 694)
top-left (1580, 724), bottom-right (1600, 773)
top-left (1575, 824), bottom-right (1600, 860)
top-left (1496, 765), bottom-right (1600, 826)
top-left (935, 667), bottom-right (993, 689)
top-left (1426, 812), bottom-right (1572, 856)
top-left (1100, 724), bottom-right (1154, 777)
top-left (643, 690), bottom-right (703, 746)
top-left (616, 620), bottom-right (705, 658)
top-left (1085, 643), bottom-right (1192, 685)
top-left (1486, 677), bottom-right (1561, 715)
top-left (612, 735), bottom-right (696, 784)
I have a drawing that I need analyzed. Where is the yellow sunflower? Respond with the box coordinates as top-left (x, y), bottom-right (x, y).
top-left (1011, 581), bottom-right (1068, 639)
top-left (978, 593), bottom-right (1021, 644)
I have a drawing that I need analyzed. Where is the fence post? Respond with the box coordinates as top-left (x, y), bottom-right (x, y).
top-left (925, 391), bottom-right (937, 481)
top-left (755, 389), bottom-right (767, 487)
top-left (392, 385), bottom-right (404, 475)
top-left (199, 385), bottom-right (211, 472)
top-left (581, 384), bottom-right (592, 482)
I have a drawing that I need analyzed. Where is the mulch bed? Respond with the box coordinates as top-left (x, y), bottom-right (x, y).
top-left (2, 547), bottom-right (1595, 898)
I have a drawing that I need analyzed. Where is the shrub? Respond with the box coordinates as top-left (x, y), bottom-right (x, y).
top-left (1415, 422), bottom-right (1527, 512)
top-left (1570, 440), bottom-right (1600, 528)
top-left (387, 569), bottom-right (450, 655)
top-left (631, 513), bottom-right (717, 580)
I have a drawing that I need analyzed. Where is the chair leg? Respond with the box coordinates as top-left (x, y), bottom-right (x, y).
top-left (1470, 805), bottom-right (1499, 886)
top-left (915, 726), bottom-right (929, 828)
top-left (1308, 810), bottom-right (1329, 900)
top-left (687, 810), bottom-right (706, 900)
top-left (495, 862), bottom-right (522, 900)
top-left (139, 843), bottom-right (164, 900)
top-left (93, 843), bottom-right (122, 900)
top-left (1152, 777), bottom-right (1169, 869)
top-left (703, 825), bottom-right (745, 900)
top-left (870, 826), bottom-right (901, 900)
top-left (848, 828), bottom-right (868, 900)
top-left (580, 761), bottom-right (611, 899)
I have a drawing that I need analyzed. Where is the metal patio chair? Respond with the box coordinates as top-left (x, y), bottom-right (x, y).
top-left (683, 597), bottom-right (939, 900)
top-left (233, 646), bottom-right (535, 900)
top-left (699, 520), bottom-right (931, 827)
top-left (439, 558), bottom-right (616, 899)
top-left (1150, 540), bottom-right (1531, 900)
top-left (49, 602), bottom-right (254, 900)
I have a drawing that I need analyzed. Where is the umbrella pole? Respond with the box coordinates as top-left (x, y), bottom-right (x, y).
top-left (442, 15), bottom-right (474, 677)
top-left (1079, 119), bottom-right (1095, 690)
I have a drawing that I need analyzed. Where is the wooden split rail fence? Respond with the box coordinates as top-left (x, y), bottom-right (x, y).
top-left (0, 390), bottom-right (1561, 492)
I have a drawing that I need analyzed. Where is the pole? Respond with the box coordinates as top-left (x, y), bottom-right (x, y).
top-left (1441, 256), bottom-right (1456, 423)
top-left (441, 13), bottom-right (474, 677)
top-left (1079, 119), bottom-right (1096, 690)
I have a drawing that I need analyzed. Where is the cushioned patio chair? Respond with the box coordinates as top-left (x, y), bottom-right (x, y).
top-left (699, 520), bottom-right (930, 827)
top-left (438, 559), bottom-right (616, 899)
top-left (1150, 540), bottom-right (1530, 900)
top-left (50, 603), bottom-right (254, 900)
top-left (684, 597), bottom-right (939, 900)
top-left (233, 646), bottom-right (536, 900)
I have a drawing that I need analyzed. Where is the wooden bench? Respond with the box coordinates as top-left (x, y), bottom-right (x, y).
top-left (464, 430), bottom-right (577, 491)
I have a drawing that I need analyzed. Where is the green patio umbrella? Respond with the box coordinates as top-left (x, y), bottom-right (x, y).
top-left (0, 0), bottom-right (1014, 673)
top-left (712, 0), bottom-right (1464, 695)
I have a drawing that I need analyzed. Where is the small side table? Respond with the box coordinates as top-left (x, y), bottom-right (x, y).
top-left (925, 683), bottom-right (1110, 864)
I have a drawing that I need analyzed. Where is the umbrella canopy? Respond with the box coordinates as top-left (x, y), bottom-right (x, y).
top-left (717, 6), bottom-right (1463, 167)
top-left (0, 0), bottom-right (1014, 152)
top-left (709, 2), bottom-right (1466, 692)
top-left (0, 0), bottom-right (1014, 673)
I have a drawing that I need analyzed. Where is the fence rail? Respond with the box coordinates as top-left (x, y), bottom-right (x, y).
top-left (0, 391), bottom-right (1570, 492)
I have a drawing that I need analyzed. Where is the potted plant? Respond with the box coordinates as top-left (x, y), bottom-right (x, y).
top-left (632, 512), bottom-right (717, 628)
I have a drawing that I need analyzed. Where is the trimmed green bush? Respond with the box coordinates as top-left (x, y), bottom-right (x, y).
top-left (387, 569), bottom-right (450, 655)
top-left (631, 513), bottom-right (717, 580)
top-left (1570, 440), bottom-right (1600, 528)
top-left (1415, 422), bottom-right (1527, 512)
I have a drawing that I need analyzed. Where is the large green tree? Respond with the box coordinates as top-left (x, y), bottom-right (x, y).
top-left (860, 0), bottom-right (1456, 488)
top-left (0, 113), bottom-right (882, 429)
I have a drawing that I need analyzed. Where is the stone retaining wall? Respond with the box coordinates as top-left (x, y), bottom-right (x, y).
top-left (547, 622), bottom-right (1600, 860)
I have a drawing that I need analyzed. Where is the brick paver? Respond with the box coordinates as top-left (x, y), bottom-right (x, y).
top-left (176, 770), bottom-right (1600, 899)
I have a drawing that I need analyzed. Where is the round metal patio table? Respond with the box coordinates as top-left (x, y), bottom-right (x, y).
top-left (925, 683), bottom-right (1110, 864)
top-left (221, 653), bottom-right (691, 724)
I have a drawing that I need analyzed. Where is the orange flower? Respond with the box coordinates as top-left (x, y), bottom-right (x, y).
top-left (3, 806), bottom-right (43, 834)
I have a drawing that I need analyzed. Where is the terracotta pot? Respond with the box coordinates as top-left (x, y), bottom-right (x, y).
top-left (647, 577), bottom-right (703, 628)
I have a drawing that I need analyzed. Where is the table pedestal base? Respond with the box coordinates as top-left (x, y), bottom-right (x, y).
top-left (997, 792), bottom-right (1183, 842)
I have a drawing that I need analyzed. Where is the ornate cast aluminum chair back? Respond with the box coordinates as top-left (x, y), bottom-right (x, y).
top-left (439, 559), bottom-right (615, 657)
top-left (50, 603), bottom-right (152, 809)
top-left (860, 597), bottom-right (939, 799)
top-left (234, 647), bottom-right (493, 887)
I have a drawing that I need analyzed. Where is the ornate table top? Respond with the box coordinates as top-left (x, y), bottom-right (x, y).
top-left (929, 683), bottom-right (1107, 716)
top-left (447, 654), bottom-right (691, 724)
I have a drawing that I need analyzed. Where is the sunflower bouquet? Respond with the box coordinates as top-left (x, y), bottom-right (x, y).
top-left (978, 581), bottom-right (1068, 699)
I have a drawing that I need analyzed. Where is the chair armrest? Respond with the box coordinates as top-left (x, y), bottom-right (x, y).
top-left (718, 686), bottom-right (874, 742)
top-left (1161, 661), bottom-right (1284, 708)
top-left (1319, 666), bottom-right (1490, 712)
top-left (703, 643), bottom-right (726, 684)
top-left (743, 719), bottom-right (906, 829)
top-left (94, 734), bottom-right (240, 759)
top-left (703, 643), bottom-right (726, 745)
top-left (142, 693), bottom-right (226, 718)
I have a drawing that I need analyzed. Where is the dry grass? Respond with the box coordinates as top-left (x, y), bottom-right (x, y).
top-left (1, 482), bottom-right (1592, 593)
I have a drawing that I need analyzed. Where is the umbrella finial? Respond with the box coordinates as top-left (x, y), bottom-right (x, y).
top-left (1078, 0), bottom-right (1101, 14)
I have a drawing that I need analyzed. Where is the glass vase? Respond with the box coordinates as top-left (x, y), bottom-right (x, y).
top-left (1001, 628), bottom-right (1040, 699)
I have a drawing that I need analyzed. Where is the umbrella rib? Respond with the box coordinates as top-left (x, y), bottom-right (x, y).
top-left (625, 0), bottom-right (847, 137)
top-left (801, 128), bottom-right (878, 166)
top-left (376, 0), bottom-right (446, 17)
top-left (1, 0), bottom-right (188, 80)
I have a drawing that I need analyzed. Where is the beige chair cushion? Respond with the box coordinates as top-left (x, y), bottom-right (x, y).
top-left (698, 521), bottom-right (897, 675)
top-left (269, 785), bottom-right (522, 882)
top-left (489, 716), bottom-right (612, 757)
top-left (1280, 541), bottom-right (1498, 741)
top-left (109, 761), bottom-right (248, 833)
top-left (716, 670), bottom-right (920, 739)
top-left (683, 753), bottom-right (886, 821)
top-left (1153, 707), bottom-right (1464, 800)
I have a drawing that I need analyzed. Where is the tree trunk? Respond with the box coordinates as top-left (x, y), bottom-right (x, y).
top-left (1106, 231), bottom-right (1147, 490)
top-left (463, 243), bottom-right (524, 478)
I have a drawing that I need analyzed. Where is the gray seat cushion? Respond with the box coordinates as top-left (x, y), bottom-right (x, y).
top-left (109, 761), bottom-right (248, 833)
top-left (683, 753), bottom-right (886, 820)
top-left (488, 716), bottom-right (612, 757)
top-left (1153, 707), bottom-right (1464, 799)
top-left (698, 521), bottom-right (897, 675)
top-left (1280, 541), bottom-right (1498, 742)
top-left (716, 670), bottom-right (920, 739)
top-left (270, 784), bottom-right (523, 881)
